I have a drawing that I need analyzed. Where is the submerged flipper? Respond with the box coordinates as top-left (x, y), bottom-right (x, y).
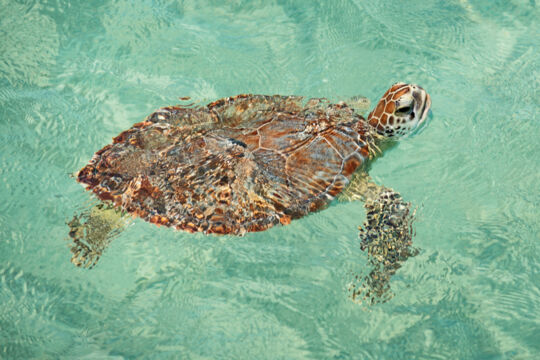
top-left (341, 172), bottom-right (418, 304)
top-left (67, 203), bottom-right (128, 269)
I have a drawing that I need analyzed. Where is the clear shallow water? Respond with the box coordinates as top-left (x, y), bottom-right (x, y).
top-left (0, 0), bottom-right (538, 358)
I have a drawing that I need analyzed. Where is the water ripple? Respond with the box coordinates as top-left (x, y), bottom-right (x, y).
top-left (0, 0), bottom-right (539, 358)
top-left (0, 0), bottom-right (59, 87)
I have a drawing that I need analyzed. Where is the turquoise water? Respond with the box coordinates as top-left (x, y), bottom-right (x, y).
top-left (1, 0), bottom-right (539, 358)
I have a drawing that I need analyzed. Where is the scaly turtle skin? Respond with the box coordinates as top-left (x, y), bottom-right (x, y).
top-left (76, 84), bottom-right (430, 236)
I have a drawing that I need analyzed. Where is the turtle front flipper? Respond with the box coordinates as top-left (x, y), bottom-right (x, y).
top-left (341, 173), bottom-right (419, 304)
top-left (67, 203), bottom-right (128, 269)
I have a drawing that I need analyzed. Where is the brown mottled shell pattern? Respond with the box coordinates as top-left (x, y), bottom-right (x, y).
top-left (77, 95), bottom-right (375, 235)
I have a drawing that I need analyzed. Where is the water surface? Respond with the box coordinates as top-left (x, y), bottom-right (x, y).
top-left (0, 0), bottom-right (538, 358)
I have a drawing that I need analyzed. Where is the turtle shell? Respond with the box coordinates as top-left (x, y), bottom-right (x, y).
top-left (77, 95), bottom-right (374, 234)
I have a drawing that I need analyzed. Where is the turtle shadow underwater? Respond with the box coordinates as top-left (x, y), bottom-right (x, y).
top-left (67, 82), bottom-right (432, 305)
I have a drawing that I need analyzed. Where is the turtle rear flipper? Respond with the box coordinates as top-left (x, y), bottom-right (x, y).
top-left (67, 204), bottom-right (128, 269)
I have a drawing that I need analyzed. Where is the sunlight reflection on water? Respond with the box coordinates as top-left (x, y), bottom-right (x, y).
top-left (0, 0), bottom-right (538, 358)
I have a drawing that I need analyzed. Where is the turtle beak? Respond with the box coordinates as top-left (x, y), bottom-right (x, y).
top-left (418, 90), bottom-right (431, 125)
top-left (424, 93), bottom-right (431, 119)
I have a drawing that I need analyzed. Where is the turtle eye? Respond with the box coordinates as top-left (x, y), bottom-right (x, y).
top-left (397, 104), bottom-right (413, 115)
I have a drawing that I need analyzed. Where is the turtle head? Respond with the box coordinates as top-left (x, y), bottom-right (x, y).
top-left (367, 83), bottom-right (431, 138)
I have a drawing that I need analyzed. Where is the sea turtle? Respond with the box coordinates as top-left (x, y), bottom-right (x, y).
top-left (68, 82), bottom-right (431, 303)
